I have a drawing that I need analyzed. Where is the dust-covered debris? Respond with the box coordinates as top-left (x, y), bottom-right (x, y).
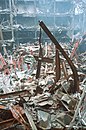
top-left (0, 22), bottom-right (86, 130)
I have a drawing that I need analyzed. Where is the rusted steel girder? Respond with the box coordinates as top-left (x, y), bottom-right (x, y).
top-left (0, 90), bottom-right (30, 99)
top-left (39, 21), bottom-right (79, 93)
top-left (10, 105), bottom-right (30, 130)
top-left (0, 118), bottom-right (18, 130)
top-left (70, 40), bottom-right (79, 59)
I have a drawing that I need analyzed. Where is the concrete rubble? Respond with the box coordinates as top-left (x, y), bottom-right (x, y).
top-left (0, 22), bottom-right (86, 130)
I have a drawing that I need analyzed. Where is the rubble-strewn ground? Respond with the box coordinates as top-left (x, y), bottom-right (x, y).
top-left (0, 40), bottom-right (86, 130)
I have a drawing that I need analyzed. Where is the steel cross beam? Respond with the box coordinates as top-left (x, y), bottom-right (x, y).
top-left (34, 55), bottom-right (53, 63)
top-left (0, 90), bottom-right (30, 99)
top-left (39, 21), bottom-right (79, 93)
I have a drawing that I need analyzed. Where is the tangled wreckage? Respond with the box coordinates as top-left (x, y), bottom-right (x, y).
top-left (0, 21), bottom-right (86, 130)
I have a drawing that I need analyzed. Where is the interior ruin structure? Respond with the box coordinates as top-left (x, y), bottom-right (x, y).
top-left (0, 0), bottom-right (86, 130)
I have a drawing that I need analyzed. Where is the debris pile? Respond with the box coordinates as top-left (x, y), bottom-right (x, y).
top-left (0, 21), bottom-right (86, 130)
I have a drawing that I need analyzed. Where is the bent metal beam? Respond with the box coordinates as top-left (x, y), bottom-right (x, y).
top-left (39, 21), bottom-right (79, 93)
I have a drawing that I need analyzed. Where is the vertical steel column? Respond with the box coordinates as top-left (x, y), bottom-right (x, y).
top-left (55, 47), bottom-right (61, 82)
top-left (36, 28), bottom-right (42, 79)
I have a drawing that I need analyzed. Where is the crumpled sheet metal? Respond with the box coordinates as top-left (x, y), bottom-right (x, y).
top-left (37, 109), bottom-right (51, 129)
